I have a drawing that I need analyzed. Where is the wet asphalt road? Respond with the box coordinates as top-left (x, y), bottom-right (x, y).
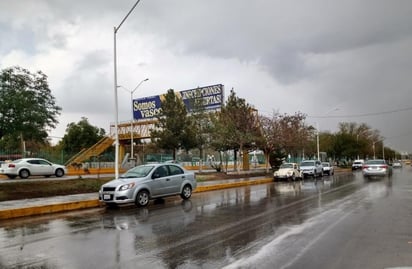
top-left (1, 168), bottom-right (411, 269)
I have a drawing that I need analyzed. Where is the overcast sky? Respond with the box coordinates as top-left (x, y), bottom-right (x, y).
top-left (1, 0), bottom-right (412, 153)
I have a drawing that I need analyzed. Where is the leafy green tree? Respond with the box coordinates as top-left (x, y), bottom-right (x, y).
top-left (334, 122), bottom-right (382, 160)
top-left (151, 89), bottom-right (195, 160)
top-left (318, 131), bottom-right (335, 159)
top-left (60, 117), bottom-right (105, 154)
top-left (187, 97), bottom-right (214, 166)
top-left (0, 66), bottom-right (61, 151)
top-left (212, 89), bottom-right (262, 171)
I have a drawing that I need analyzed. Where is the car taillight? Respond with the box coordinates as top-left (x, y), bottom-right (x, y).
top-left (8, 163), bottom-right (16, 168)
top-left (362, 165), bottom-right (368, 169)
top-left (380, 165), bottom-right (388, 169)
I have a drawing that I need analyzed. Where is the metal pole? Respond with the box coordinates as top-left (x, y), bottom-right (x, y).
top-left (113, 0), bottom-right (143, 178)
top-left (130, 78), bottom-right (148, 161)
top-left (130, 91), bottom-right (134, 162)
top-left (113, 27), bottom-right (120, 179)
top-left (317, 131), bottom-right (320, 160)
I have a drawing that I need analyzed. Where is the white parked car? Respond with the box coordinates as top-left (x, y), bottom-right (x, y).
top-left (392, 161), bottom-right (402, 168)
top-left (300, 160), bottom-right (323, 178)
top-left (0, 158), bottom-right (67, 179)
top-left (99, 163), bottom-right (197, 207)
top-left (322, 162), bottom-right (334, 175)
top-left (273, 163), bottom-right (302, 181)
top-left (352, 159), bottom-right (364, 171)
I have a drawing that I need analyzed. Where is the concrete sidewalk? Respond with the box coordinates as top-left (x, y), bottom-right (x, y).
top-left (0, 177), bottom-right (273, 220)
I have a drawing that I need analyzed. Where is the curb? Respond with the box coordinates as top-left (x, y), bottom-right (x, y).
top-left (0, 177), bottom-right (274, 220)
top-left (0, 199), bottom-right (102, 220)
top-left (194, 177), bottom-right (273, 192)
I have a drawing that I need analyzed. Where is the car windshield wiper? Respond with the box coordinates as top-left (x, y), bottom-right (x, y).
top-left (119, 175), bottom-right (137, 178)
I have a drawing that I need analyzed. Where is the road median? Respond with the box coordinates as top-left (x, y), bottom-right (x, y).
top-left (0, 177), bottom-right (273, 220)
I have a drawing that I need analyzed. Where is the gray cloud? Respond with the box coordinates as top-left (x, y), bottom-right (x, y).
top-left (1, 0), bottom-right (412, 152)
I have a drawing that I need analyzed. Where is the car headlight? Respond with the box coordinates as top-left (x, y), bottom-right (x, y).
top-left (119, 183), bottom-right (135, 191)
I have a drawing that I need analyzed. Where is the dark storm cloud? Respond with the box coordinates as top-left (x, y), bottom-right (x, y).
top-left (1, 0), bottom-right (412, 151)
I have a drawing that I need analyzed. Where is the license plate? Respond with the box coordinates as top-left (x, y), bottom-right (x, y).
top-left (103, 194), bottom-right (111, 200)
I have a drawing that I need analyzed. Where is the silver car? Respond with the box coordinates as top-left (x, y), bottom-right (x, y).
top-left (300, 160), bottom-right (323, 178)
top-left (362, 159), bottom-right (392, 178)
top-left (99, 163), bottom-right (197, 207)
top-left (0, 158), bottom-right (67, 179)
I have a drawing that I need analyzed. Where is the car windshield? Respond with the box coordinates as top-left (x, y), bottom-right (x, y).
top-left (365, 160), bottom-right (385, 165)
top-left (120, 165), bottom-right (155, 178)
top-left (280, 163), bottom-right (293, 169)
top-left (322, 163), bottom-right (330, 167)
top-left (300, 161), bottom-right (315, 167)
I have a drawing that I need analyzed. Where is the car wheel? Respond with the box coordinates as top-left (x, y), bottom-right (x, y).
top-left (55, 168), bottom-right (64, 177)
top-left (180, 184), bottom-right (192, 200)
top-left (135, 190), bottom-right (150, 207)
top-left (19, 169), bottom-right (30, 179)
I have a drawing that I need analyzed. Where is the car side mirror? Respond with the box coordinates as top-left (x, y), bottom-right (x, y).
top-left (152, 173), bottom-right (160, 179)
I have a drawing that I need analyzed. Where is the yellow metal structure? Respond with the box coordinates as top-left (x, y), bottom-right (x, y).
top-left (65, 136), bottom-right (115, 166)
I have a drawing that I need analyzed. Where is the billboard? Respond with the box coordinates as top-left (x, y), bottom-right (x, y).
top-left (133, 84), bottom-right (224, 120)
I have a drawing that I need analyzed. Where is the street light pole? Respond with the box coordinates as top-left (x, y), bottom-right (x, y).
top-left (373, 138), bottom-right (385, 159)
top-left (118, 78), bottom-right (149, 163)
top-left (315, 107), bottom-right (339, 161)
top-left (130, 78), bottom-right (148, 163)
top-left (113, 0), bottom-right (142, 179)
top-left (316, 123), bottom-right (320, 160)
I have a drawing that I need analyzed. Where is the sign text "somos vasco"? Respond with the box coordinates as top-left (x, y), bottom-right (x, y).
top-left (133, 84), bottom-right (224, 120)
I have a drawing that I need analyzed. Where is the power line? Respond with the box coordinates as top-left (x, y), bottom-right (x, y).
top-left (309, 106), bottom-right (412, 119)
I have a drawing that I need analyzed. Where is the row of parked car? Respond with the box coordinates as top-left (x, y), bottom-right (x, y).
top-left (273, 160), bottom-right (334, 181)
top-left (274, 158), bottom-right (402, 181)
